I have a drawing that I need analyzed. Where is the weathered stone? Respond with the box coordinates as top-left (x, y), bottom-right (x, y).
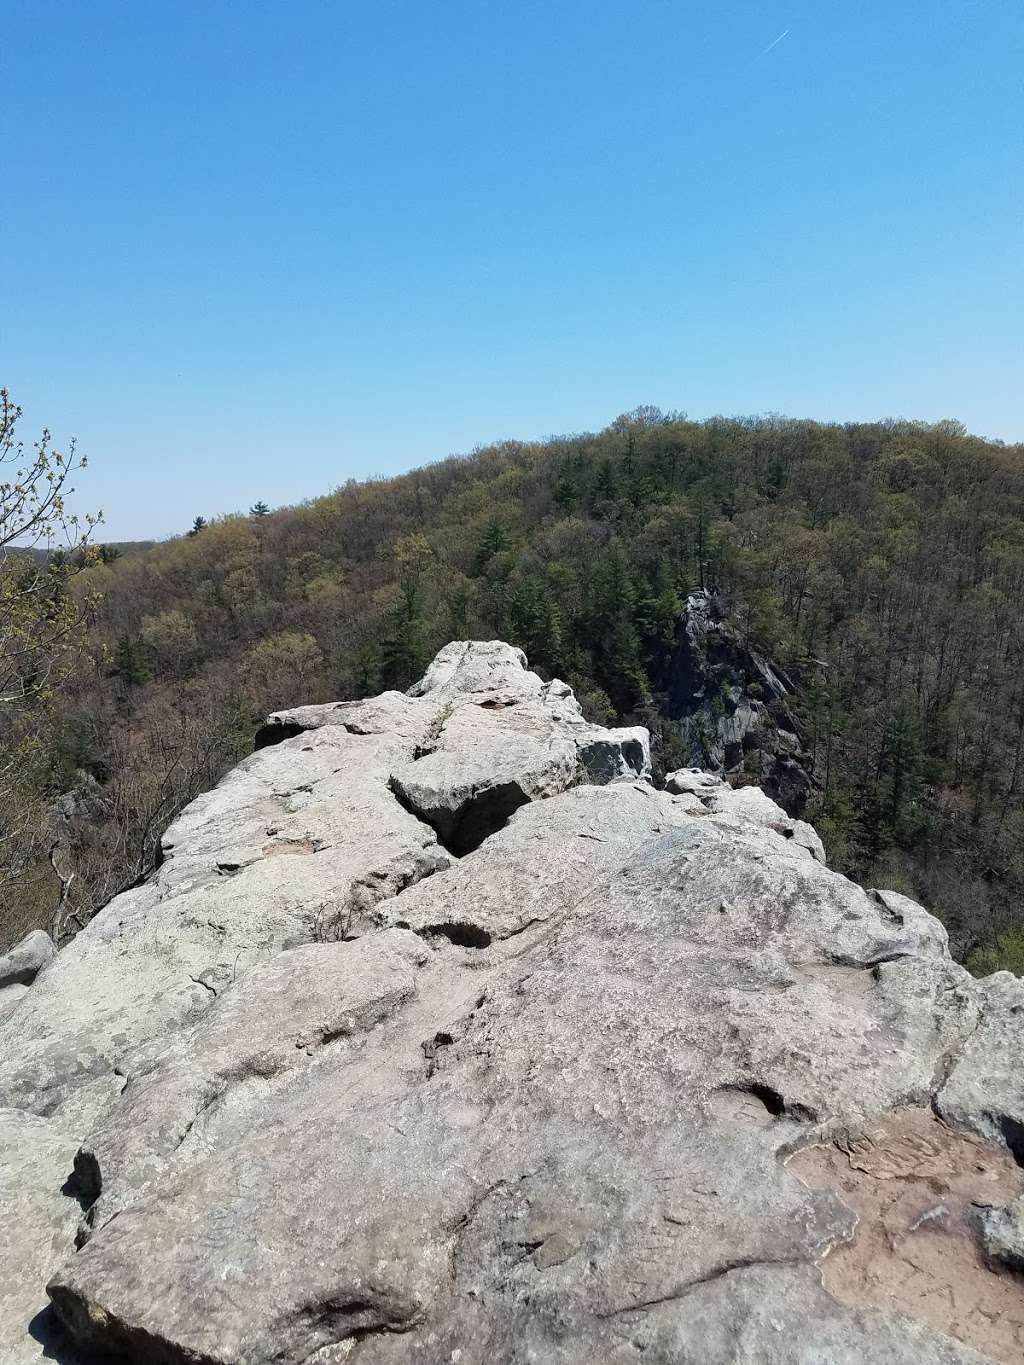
top-left (704, 782), bottom-right (829, 864)
top-left (390, 710), bottom-right (579, 854)
top-left (980, 1194), bottom-right (1024, 1271)
top-left (48, 782), bottom-right (1024, 1364)
top-left (0, 981), bottom-right (28, 1021)
top-left (0, 1109), bottom-right (83, 1365)
top-left (936, 969), bottom-right (1024, 1156)
top-left (873, 887), bottom-right (951, 960)
top-left (664, 765), bottom-right (726, 797)
top-left (390, 641), bottom-right (648, 853)
top-left (77, 930), bottom-right (430, 1229)
top-left (789, 1107), bottom-right (1024, 1359)
top-left (408, 639), bottom-right (538, 698)
top-left (575, 724), bottom-right (651, 782)
top-left (0, 928), bottom-right (56, 988)
top-left (0, 642), bottom-right (1018, 1364)
top-left (372, 782), bottom-right (682, 943)
top-left (0, 715), bottom-right (450, 1128)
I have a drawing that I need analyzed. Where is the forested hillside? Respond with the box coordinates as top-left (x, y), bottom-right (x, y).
top-left (6, 408), bottom-right (1024, 971)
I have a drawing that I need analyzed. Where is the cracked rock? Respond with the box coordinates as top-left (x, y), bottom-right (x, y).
top-left (0, 642), bottom-right (1019, 1364)
top-left (389, 641), bottom-right (650, 854)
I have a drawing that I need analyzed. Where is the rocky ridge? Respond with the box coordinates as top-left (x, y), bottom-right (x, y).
top-left (0, 641), bottom-right (1021, 1363)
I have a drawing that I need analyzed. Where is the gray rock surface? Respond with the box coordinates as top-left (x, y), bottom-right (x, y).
top-left (0, 928), bottom-right (56, 988)
top-left (665, 767), bottom-right (827, 863)
top-left (981, 1195), bottom-right (1024, 1271)
top-left (664, 764), bottom-right (726, 797)
top-left (0, 642), bottom-right (1020, 1364)
top-left (935, 968), bottom-right (1024, 1153)
top-left (0, 1109), bottom-right (84, 1365)
top-left (873, 886), bottom-right (952, 960)
top-left (0, 981), bottom-right (29, 1021)
top-left (390, 643), bottom-right (650, 852)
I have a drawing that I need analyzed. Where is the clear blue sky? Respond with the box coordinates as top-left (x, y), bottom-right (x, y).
top-left (3, 1), bottom-right (1022, 540)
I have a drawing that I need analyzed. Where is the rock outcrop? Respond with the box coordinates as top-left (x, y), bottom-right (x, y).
top-left (0, 641), bottom-right (1021, 1364)
top-left (665, 589), bottom-right (814, 816)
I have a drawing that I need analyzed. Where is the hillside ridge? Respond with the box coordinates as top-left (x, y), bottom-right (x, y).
top-left (8, 411), bottom-right (1024, 978)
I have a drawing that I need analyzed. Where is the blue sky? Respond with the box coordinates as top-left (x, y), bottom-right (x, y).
top-left (3, 1), bottom-right (1022, 539)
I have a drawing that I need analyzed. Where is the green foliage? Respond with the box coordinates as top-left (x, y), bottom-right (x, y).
top-left (245, 632), bottom-right (324, 714)
top-left (52, 713), bottom-right (110, 786)
top-left (110, 635), bottom-right (152, 689)
top-left (474, 519), bottom-right (513, 572)
top-left (966, 932), bottom-right (1024, 978)
top-left (380, 582), bottom-right (429, 691)
top-left (503, 573), bottom-right (563, 673)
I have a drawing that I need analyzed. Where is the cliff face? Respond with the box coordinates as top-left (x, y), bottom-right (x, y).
top-left (665, 590), bottom-right (814, 817)
top-left (1, 641), bottom-right (1022, 1365)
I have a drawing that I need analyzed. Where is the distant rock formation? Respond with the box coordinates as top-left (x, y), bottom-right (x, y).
top-left (0, 641), bottom-right (1021, 1364)
top-left (665, 589), bottom-right (814, 816)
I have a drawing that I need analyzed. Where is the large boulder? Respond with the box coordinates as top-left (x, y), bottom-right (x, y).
top-left (0, 642), bottom-right (1021, 1364)
top-left (0, 929), bottom-right (56, 988)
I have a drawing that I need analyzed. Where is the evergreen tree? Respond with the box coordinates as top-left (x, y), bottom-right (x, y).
top-left (351, 640), bottom-right (382, 695)
top-left (188, 516), bottom-right (207, 537)
top-left (504, 573), bottom-right (562, 673)
top-left (474, 520), bottom-right (512, 572)
top-left (446, 585), bottom-right (474, 640)
top-left (589, 459), bottom-right (619, 518)
top-left (250, 502), bottom-right (270, 518)
top-left (379, 583), bottom-right (429, 690)
top-left (110, 635), bottom-right (152, 689)
top-left (586, 546), bottom-right (651, 712)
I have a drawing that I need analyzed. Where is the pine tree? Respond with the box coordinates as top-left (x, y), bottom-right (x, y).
top-left (586, 546), bottom-right (651, 713)
top-left (504, 573), bottom-right (562, 673)
top-left (379, 583), bottom-right (429, 690)
top-left (250, 502), bottom-right (270, 518)
top-left (474, 520), bottom-right (512, 572)
top-left (351, 640), bottom-right (382, 695)
top-left (589, 460), bottom-right (619, 518)
top-left (110, 635), bottom-right (152, 688)
top-left (188, 516), bottom-right (207, 537)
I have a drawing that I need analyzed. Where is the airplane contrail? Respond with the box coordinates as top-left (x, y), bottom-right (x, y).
top-left (754, 27), bottom-right (791, 62)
